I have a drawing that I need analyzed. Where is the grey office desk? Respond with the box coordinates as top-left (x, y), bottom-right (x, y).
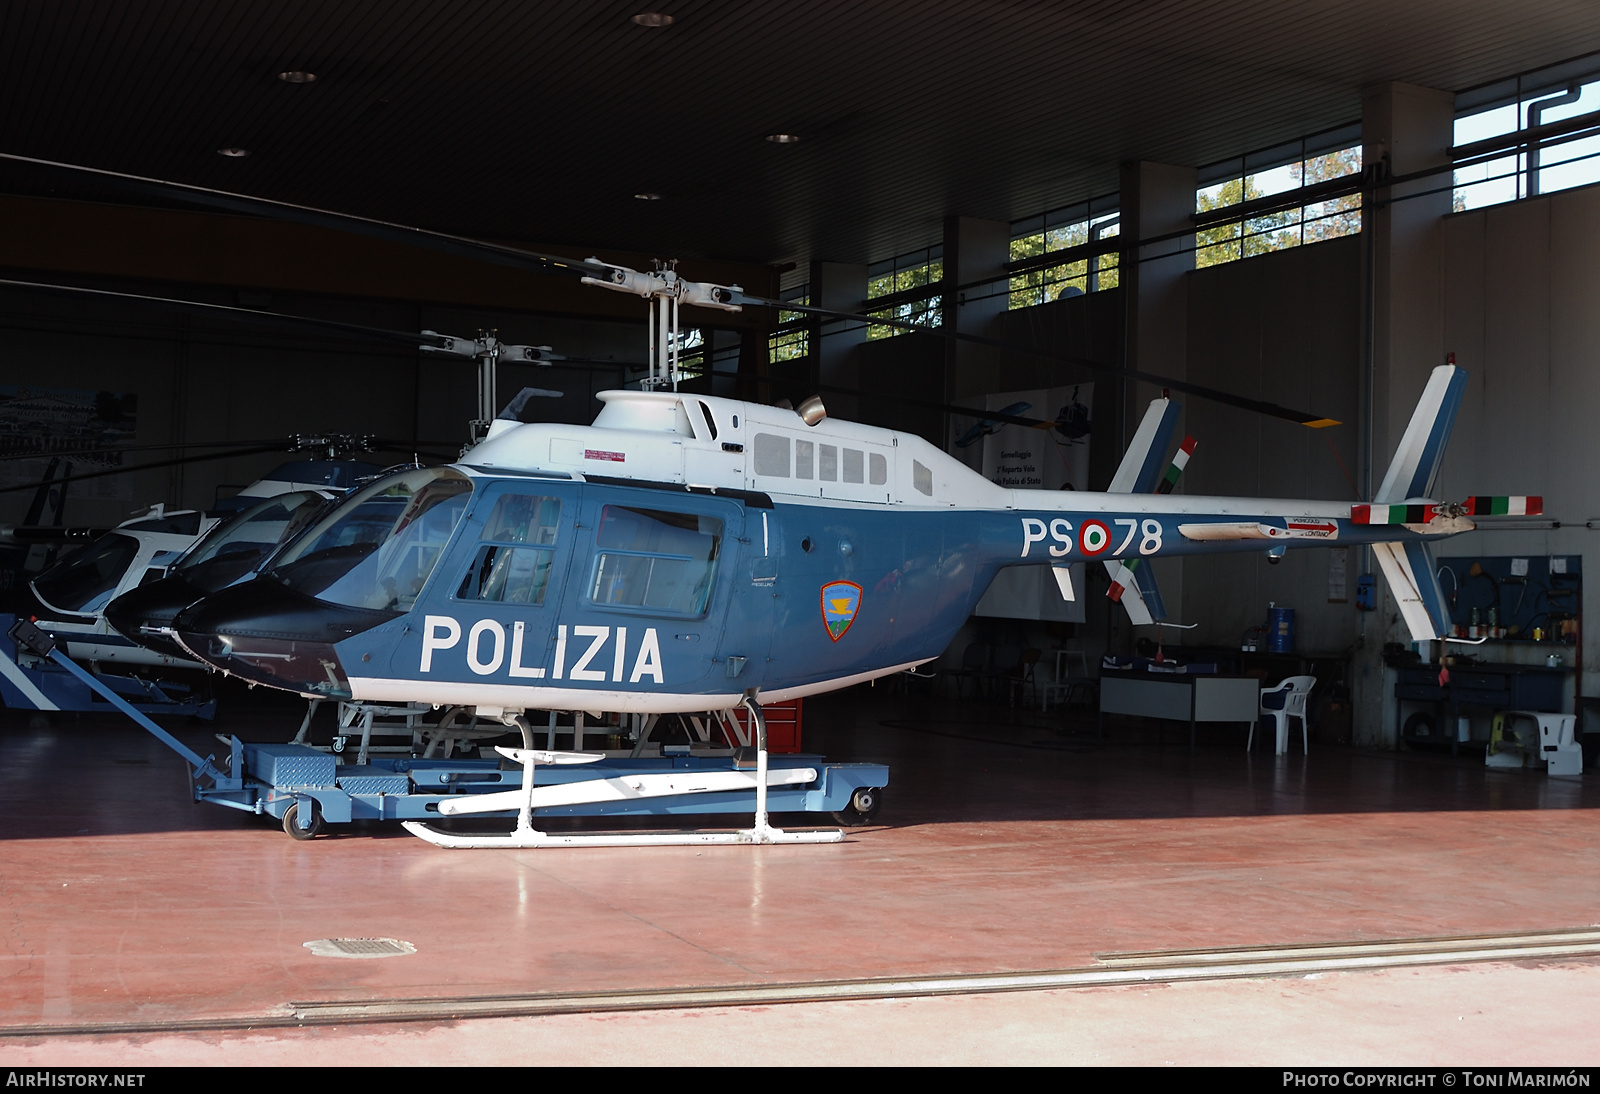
top-left (1098, 673), bottom-right (1260, 751)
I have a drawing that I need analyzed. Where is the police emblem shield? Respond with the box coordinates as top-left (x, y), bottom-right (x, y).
top-left (820, 581), bottom-right (863, 641)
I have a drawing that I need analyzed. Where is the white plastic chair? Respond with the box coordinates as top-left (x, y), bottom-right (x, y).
top-left (1249, 675), bottom-right (1316, 755)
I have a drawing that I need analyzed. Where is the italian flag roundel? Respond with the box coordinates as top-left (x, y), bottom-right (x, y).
top-left (1079, 519), bottom-right (1110, 555)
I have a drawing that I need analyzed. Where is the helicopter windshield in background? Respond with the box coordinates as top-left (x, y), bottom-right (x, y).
top-left (174, 490), bottom-right (329, 589)
top-left (271, 468), bottom-right (473, 613)
top-left (32, 532), bottom-right (141, 616)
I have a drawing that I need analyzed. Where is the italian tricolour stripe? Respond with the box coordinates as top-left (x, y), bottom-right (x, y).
top-left (1352, 496), bottom-right (1543, 524)
top-left (1156, 436), bottom-right (1196, 495)
top-left (1463, 496), bottom-right (1542, 516)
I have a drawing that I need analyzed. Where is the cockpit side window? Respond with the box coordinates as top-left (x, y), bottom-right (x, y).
top-left (272, 467), bottom-right (473, 613)
top-left (588, 505), bottom-right (722, 617)
top-left (455, 494), bottom-right (561, 605)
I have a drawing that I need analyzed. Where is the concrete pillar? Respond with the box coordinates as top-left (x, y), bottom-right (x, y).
top-left (1119, 161), bottom-right (1197, 428)
top-left (942, 216), bottom-right (1011, 403)
top-left (808, 260), bottom-right (867, 420)
top-left (1351, 82), bottom-right (1455, 749)
top-left (1120, 161), bottom-right (1196, 648)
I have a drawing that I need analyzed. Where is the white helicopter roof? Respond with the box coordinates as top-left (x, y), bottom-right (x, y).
top-left (463, 389), bottom-right (1009, 509)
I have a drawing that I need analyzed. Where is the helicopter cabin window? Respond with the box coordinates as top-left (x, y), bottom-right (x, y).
top-left (589, 505), bottom-right (722, 617)
top-left (271, 467), bottom-right (473, 614)
top-left (753, 433), bottom-right (790, 477)
top-left (456, 494), bottom-right (561, 605)
top-left (795, 439), bottom-right (814, 479)
top-left (842, 448), bottom-right (864, 484)
top-left (913, 460), bottom-right (934, 496)
top-left (870, 453), bottom-right (888, 485)
top-left (819, 444), bottom-right (838, 481)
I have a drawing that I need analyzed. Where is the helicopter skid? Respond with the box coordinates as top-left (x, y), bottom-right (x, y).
top-left (436, 766), bottom-right (820, 816)
top-left (400, 820), bottom-right (843, 849)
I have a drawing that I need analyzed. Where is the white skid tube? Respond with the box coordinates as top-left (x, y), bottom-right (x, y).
top-left (436, 765), bottom-right (819, 815)
top-left (400, 823), bottom-right (844, 849)
top-left (402, 695), bottom-right (844, 848)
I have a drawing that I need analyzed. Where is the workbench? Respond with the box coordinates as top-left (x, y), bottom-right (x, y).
top-left (1394, 661), bottom-right (1573, 754)
top-left (1098, 672), bottom-right (1261, 751)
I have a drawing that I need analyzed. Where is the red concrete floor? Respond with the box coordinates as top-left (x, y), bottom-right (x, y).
top-left (2, 688), bottom-right (1600, 1061)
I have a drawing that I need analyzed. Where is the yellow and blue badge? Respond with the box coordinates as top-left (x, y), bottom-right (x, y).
top-left (820, 580), bottom-right (863, 641)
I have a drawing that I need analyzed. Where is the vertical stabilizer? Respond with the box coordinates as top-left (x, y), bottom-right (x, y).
top-left (1108, 397), bottom-right (1181, 494)
top-left (1374, 365), bottom-right (1466, 502)
top-left (1372, 541), bottom-right (1452, 641)
top-left (1102, 397), bottom-right (1184, 624)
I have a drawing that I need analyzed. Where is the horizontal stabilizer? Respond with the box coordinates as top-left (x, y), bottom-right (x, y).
top-left (1352, 503), bottom-right (1435, 525)
top-left (1463, 496), bottom-right (1542, 517)
top-left (1353, 496), bottom-right (1542, 525)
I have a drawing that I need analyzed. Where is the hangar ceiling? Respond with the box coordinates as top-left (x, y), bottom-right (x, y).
top-left (3, 1), bottom-right (1600, 273)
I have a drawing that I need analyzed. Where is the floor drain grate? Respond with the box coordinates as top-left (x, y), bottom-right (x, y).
top-left (303, 938), bottom-right (417, 959)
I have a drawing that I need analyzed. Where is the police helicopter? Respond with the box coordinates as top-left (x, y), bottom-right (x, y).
top-left (0, 440), bottom-right (398, 717)
top-left (0, 152), bottom-right (1541, 849)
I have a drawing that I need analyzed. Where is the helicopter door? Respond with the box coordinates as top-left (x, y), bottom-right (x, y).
top-left (413, 482), bottom-right (579, 688)
top-left (566, 492), bottom-right (752, 698)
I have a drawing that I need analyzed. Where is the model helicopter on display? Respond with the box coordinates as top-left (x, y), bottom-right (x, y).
top-left (0, 152), bottom-right (1541, 849)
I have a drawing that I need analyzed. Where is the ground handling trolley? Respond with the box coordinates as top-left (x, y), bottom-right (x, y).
top-left (9, 618), bottom-right (887, 849)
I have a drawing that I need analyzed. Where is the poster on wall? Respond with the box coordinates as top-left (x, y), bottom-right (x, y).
top-left (955, 384), bottom-right (1094, 622)
top-left (0, 385), bottom-right (139, 503)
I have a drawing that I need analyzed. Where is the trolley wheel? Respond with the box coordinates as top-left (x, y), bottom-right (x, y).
top-left (832, 786), bottom-right (882, 827)
top-left (282, 801), bottom-right (324, 841)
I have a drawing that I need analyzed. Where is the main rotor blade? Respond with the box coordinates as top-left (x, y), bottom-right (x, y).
top-left (0, 152), bottom-right (600, 281)
top-left (0, 153), bottom-right (1337, 427)
top-left (762, 300), bottom-right (1340, 429)
top-left (0, 438), bottom-right (286, 462)
top-left (0, 278), bottom-right (649, 378)
top-left (0, 445), bottom-right (285, 495)
top-left (0, 278), bottom-right (452, 350)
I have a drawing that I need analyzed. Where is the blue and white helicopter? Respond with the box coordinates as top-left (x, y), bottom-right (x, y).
top-left (0, 152), bottom-right (1539, 849)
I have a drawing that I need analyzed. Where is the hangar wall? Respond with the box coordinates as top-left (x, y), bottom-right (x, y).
top-left (1435, 183), bottom-right (1600, 699)
top-left (1179, 235), bottom-right (1363, 656)
top-left (0, 283), bottom-right (651, 531)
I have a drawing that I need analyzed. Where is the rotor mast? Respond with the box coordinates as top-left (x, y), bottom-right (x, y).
top-left (580, 259), bottom-right (745, 391)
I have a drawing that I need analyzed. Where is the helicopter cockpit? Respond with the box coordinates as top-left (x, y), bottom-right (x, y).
top-left (269, 467), bottom-right (473, 614)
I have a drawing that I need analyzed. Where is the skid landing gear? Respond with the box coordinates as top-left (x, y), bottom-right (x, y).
top-left (403, 696), bottom-right (846, 849)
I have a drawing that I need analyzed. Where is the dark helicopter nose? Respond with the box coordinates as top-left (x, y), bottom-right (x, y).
top-left (172, 577), bottom-right (397, 698)
top-left (104, 576), bottom-right (205, 661)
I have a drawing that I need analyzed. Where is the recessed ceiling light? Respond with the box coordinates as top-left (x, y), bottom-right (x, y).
top-left (630, 13), bottom-right (673, 27)
top-left (216, 147), bottom-right (250, 158)
top-left (278, 70), bottom-right (317, 84)
top-left (634, 192), bottom-right (662, 201)
top-left (766, 133), bottom-right (801, 144)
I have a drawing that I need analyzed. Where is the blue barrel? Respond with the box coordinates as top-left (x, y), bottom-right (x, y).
top-left (1267, 607), bottom-right (1295, 653)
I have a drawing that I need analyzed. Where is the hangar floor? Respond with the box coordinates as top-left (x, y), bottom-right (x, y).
top-left (2, 689), bottom-right (1599, 1065)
